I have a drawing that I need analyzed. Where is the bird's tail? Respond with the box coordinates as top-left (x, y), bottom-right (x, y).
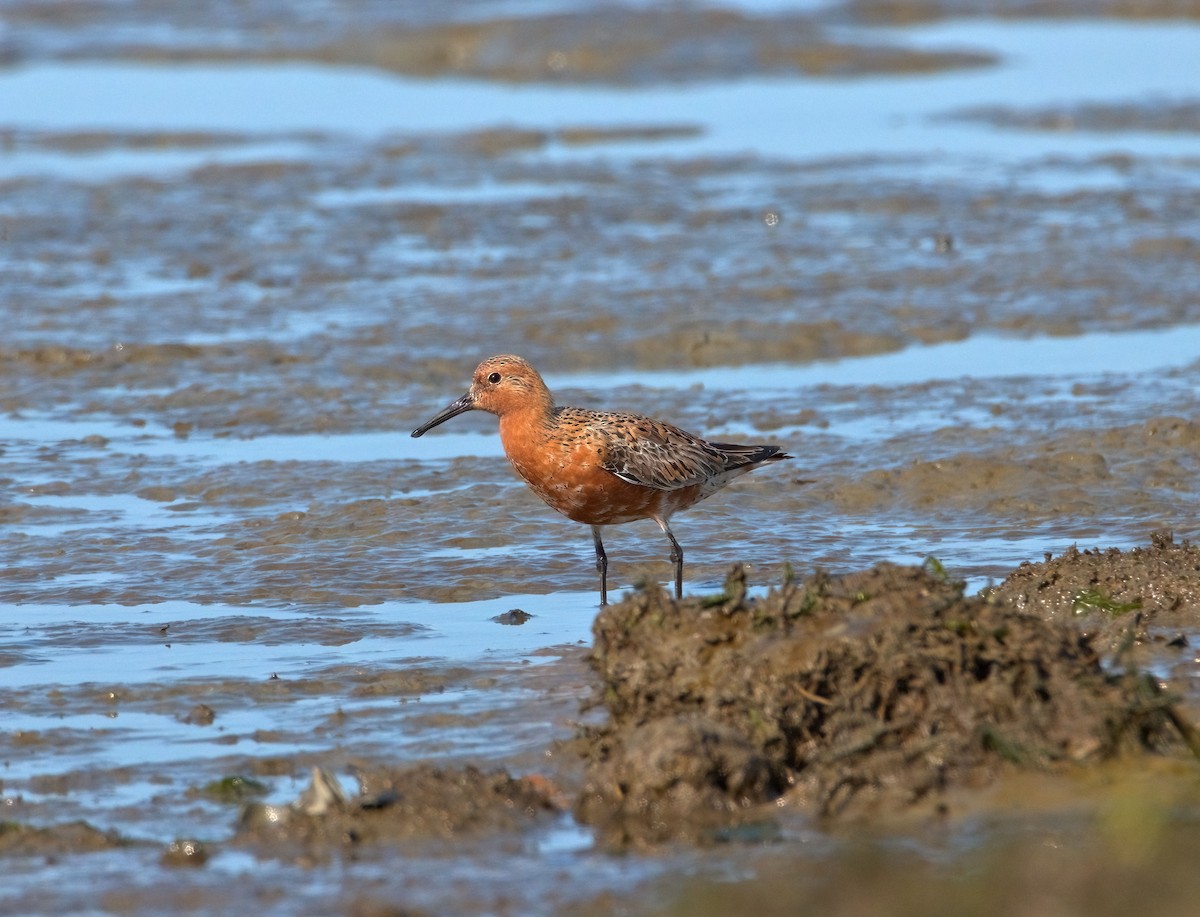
top-left (712, 443), bottom-right (792, 468)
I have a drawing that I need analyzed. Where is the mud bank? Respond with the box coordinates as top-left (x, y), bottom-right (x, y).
top-left (1, 5), bottom-right (996, 82)
top-left (848, 0), bottom-right (1200, 23)
top-left (576, 557), bottom-right (1197, 844)
top-left (235, 764), bottom-right (562, 864)
top-left (992, 531), bottom-right (1200, 651)
top-left (4, 0), bottom-right (1196, 76)
top-left (307, 10), bottom-right (994, 84)
top-left (0, 820), bottom-right (134, 857)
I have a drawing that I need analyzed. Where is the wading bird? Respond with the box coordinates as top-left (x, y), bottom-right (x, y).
top-left (412, 354), bottom-right (791, 604)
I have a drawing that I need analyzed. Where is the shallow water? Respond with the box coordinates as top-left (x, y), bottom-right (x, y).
top-left (565, 323), bottom-right (1200, 391)
top-left (3, 1), bottom-right (1200, 913)
top-left (2, 22), bottom-right (1198, 176)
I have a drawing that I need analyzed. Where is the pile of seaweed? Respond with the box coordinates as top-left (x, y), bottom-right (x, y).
top-left (576, 562), bottom-right (1194, 843)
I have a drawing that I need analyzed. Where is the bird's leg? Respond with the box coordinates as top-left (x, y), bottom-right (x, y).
top-left (591, 525), bottom-right (608, 606)
top-left (654, 517), bottom-right (684, 601)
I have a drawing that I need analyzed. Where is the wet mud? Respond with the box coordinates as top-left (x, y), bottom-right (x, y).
top-left (948, 100), bottom-right (1200, 135)
top-left (0, 820), bottom-right (135, 857)
top-left (4, 0), bottom-right (1196, 75)
top-left (236, 764), bottom-right (562, 863)
top-left (0, 646), bottom-right (596, 914)
top-left (992, 530), bottom-right (1200, 652)
top-left (1, 4), bottom-right (998, 81)
top-left (847, 0), bottom-right (1200, 23)
top-left (3, 0), bottom-right (1200, 914)
top-left (306, 10), bottom-right (995, 84)
top-left (652, 810), bottom-right (1200, 917)
top-left (6, 547), bottom-right (1199, 914)
top-left (576, 560), bottom-right (1195, 844)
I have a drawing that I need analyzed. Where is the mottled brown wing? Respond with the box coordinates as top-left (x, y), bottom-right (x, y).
top-left (590, 412), bottom-right (738, 492)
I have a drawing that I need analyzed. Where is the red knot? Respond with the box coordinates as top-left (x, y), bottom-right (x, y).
top-left (412, 354), bottom-right (791, 604)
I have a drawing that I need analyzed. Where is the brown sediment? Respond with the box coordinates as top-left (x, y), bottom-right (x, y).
top-left (989, 530), bottom-right (1200, 649)
top-left (946, 100), bottom-right (1200, 134)
top-left (576, 561), bottom-right (1194, 844)
top-left (312, 12), bottom-right (994, 83)
top-left (234, 764), bottom-right (562, 863)
top-left (652, 805), bottom-right (1200, 917)
top-left (847, 0), bottom-right (1200, 23)
top-left (11, 8), bottom-right (997, 84)
top-left (0, 820), bottom-right (136, 856)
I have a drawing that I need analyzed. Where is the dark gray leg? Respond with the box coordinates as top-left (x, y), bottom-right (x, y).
top-left (654, 518), bottom-right (684, 600)
top-left (591, 525), bottom-right (608, 606)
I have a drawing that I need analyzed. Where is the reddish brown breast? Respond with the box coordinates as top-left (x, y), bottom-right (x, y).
top-left (499, 410), bottom-right (667, 525)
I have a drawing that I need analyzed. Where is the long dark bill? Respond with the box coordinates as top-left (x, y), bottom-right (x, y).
top-left (411, 393), bottom-right (474, 437)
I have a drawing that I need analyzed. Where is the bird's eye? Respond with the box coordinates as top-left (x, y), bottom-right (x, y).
top-left (487, 372), bottom-right (502, 384)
